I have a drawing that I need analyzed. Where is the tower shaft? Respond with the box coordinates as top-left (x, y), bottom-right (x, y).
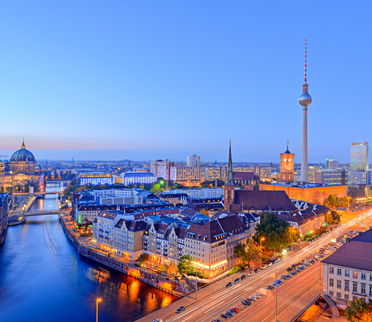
top-left (301, 107), bottom-right (308, 182)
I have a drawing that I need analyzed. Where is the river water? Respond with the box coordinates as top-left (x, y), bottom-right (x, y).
top-left (0, 184), bottom-right (175, 321)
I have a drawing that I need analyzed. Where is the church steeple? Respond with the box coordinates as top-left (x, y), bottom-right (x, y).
top-left (21, 139), bottom-right (25, 149)
top-left (224, 140), bottom-right (235, 211)
top-left (225, 140), bottom-right (234, 186)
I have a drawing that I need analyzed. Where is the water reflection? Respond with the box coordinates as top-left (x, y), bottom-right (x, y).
top-left (0, 184), bottom-right (176, 321)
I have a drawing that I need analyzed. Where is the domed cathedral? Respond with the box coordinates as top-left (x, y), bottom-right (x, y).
top-left (9, 140), bottom-right (36, 173)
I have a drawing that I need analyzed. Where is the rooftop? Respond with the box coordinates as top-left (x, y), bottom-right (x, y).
top-left (322, 229), bottom-right (372, 271)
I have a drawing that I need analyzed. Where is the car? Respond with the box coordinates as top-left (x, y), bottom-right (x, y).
top-left (240, 274), bottom-right (247, 280)
top-left (176, 306), bottom-right (186, 314)
top-left (152, 319), bottom-right (163, 322)
top-left (227, 309), bottom-right (236, 316)
top-left (234, 278), bottom-right (240, 284)
top-left (211, 319), bottom-right (222, 322)
top-left (248, 270), bottom-right (255, 276)
top-left (255, 268), bottom-right (261, 273)
top-left (231, 307), bottom-right (240, 313)
top-left (226, 282), bottom-right (233, 288)
top-left (242, 300), bottom-right (250, 306)
top-left (254, 294), bottom-right (262, 299)
top-left (273, 258), bottom-right (280, 263)
top-left (220, 313), bottom-right (230, 320)
top-left (261, 264), bottom-right (267, 269)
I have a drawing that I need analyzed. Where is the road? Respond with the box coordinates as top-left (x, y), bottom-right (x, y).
top-left (139, 208), bottom-right (372, 322)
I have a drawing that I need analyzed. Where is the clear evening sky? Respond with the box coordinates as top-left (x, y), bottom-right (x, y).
top-left (0, 1), bottom-right (371, 162)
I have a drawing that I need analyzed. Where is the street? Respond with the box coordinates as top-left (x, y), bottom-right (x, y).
top-left (139, 207), bottom-right (372, 322)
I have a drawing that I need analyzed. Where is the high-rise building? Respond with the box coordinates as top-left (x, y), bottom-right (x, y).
top-left (279, 143), bottom-right (294, 183)
top-left (326, 159), bottom-right (339, 169)
top-left (299, 39), bottom-right (312, 182)
top-left (187, 154), bottom-right (200, 167)
top-left (350, 141), bottom-right (368, 170)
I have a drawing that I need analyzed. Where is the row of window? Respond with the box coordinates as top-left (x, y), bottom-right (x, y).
top-left (329, 267), bottom-right (372, 281)
top-left (329, 278), bottom-right (372, 294)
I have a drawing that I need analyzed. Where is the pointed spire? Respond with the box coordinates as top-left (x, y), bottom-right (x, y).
top-left (225, 140), bottom-right (234, 186)
top-left (285, 140), bottom-right (290, 153)
top-left (21, 139), bottom-right (25, 149)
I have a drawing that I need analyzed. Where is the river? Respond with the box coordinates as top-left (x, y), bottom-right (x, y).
top-left (0, 184), bottom-right (175, 321)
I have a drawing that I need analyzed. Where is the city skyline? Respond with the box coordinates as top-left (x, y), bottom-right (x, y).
top-left (1, 1), bottom-right (372, 162)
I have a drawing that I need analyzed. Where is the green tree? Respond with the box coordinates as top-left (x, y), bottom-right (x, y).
top-left (328, 210), bottom-right (341, 224)
top-left (234, 238), bottom-right (262, 268)
top-left (345, 298), bottom-right (372, 322)
top-left (138, 253), bottom-right (150, 265)
top-left (254, 213), bottom-right (298, 252)
top-left (177, 255), bottom-right (194, 275)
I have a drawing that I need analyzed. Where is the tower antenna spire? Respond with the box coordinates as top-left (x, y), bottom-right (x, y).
top-left (304, 38), bottom-right (307, 83)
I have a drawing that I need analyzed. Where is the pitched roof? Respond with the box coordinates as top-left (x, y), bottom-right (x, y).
top-left (322, 230), bottom-right (372, 271)
top-left (233, 172), bottom-right (258, 181)
top-left (232, 190), bottom-right (297, 212)
top-left (186, 214), bottom-right (247, 243)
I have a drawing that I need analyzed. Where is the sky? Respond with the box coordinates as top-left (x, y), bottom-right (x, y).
top-left (1, 1), bottom-right (372, 162)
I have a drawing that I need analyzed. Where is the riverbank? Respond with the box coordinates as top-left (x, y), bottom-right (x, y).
top-left (59, 212), bottom-right (183, 298)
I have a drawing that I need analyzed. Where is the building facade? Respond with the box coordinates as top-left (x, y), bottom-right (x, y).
top-left (259, 183), bottom-right (348, 205)
top-left (322, 229), bottom-right (372, 307)
top-left (350, 141), bottom-right (369, 170)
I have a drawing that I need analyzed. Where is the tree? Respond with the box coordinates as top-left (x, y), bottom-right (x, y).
top-left (328, 210), bottom-right (341, 224)
top-left (138, 253), bottom-right (150, 265)
top-left (177, 255), bottom-right (194, 275)
top-left (254, 213), bottom-right (298, 252)
top-left (158, 263), bottom-right (167, 273)
top-left (346, 298), bottom-right (372, 322)
top-left (165, 262), bottom-right (178, 277)
top-left (234, 238), bottom-right (262, 268)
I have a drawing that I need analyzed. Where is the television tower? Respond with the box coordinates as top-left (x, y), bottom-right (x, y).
top-left (299, 38), bottom-right (312, 182)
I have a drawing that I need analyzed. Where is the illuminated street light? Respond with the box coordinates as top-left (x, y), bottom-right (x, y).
top-left (272, 275), bottom-right (279, 322)
top-left (260, 237), bottom-right (265, 268)
top-left (96, 298), bottom-right (102, 322)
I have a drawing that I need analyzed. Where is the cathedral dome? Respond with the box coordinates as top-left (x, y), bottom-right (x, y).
top-left (10, 141), bottom-right (36, 163)
top-left (9, 141), bottom-right (36, 173)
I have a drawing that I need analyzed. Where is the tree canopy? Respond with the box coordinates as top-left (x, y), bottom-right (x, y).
top-left (234, 238), bottom-right (262, 268)
top-left (324, 195), bottom-right (353, 208)
top-left (345, 298), bottom-right (372, 322)
top-left (254, 213), bottom-right (300, 252)
top-left (177, 255), bottom-right (194, 275)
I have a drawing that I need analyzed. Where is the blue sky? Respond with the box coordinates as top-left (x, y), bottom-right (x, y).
top-left (0, 1), bottom-right (371, 162)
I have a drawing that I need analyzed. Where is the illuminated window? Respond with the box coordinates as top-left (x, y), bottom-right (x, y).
top-left (353, 271), bottom-right (358, 279)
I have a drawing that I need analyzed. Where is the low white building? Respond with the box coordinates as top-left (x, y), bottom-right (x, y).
top-left (322, 228), bottom-right (372, 307)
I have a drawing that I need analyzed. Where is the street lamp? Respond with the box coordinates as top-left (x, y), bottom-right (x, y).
top-left (260, 237), bottom-right (265, 268)
top-left (96, 298), bottom-right (102, 322)
top-left (272, 275), bottom-right (278, 322)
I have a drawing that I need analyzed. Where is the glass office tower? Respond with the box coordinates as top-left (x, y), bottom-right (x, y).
top-left (350, 142), bottom-right (369, 170)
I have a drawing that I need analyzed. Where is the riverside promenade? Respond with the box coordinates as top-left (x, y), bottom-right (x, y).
top-left (59, 212), bottom-right (182, 298)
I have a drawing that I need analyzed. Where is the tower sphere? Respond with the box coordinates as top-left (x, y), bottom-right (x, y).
top-left (299, 93), bottom-right (312, 107)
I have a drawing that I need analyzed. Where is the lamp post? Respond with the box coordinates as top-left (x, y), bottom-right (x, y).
top-left (96, 298), bottom-right (102, 322)
top-left (273, 275), bottom-right (278, 322)
top-left (260, 237), bottom-right (265, 268)
top-left (195, 269), bottom-right (198, 300)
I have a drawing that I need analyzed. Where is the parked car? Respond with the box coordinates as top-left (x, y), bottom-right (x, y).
top-left (231, 307), bottom-right (240, 313)
top-left (226, 282), bottom-right (233, 288)
top-left (176, 306), bottom-right (186, 314)
top-left (242, 300), bottom-right (250, 306)
top-left (240, 274), bottom-right (247, 280)
top-left (220, 313), bottom-right (230, 319)
top-left (234, 278), bottom-right (240, 284)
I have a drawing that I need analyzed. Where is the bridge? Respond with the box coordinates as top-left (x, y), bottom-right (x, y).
top-left (22, 210), bottom-right (60, 216)
top-left (13, 191), bottom-right (63, 196)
